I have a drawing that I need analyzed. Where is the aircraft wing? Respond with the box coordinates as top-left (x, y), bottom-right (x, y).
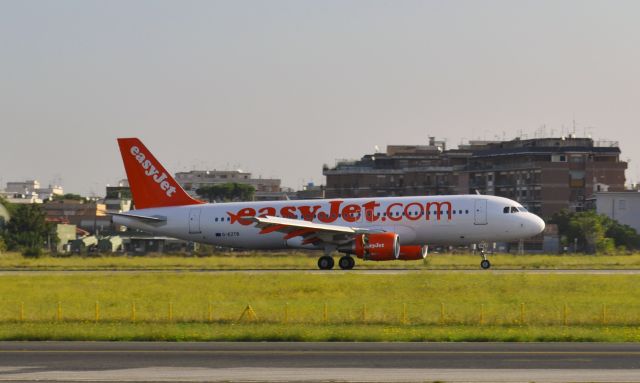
top-left (250, 216), bottom-right (379, 246)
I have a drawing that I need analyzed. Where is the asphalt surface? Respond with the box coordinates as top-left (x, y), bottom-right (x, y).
top-left (1, 342), bottom-right (640, 382)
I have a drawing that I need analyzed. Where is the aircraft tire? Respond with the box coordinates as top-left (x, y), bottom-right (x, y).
top-left (338, 256), bottom-right (355, 270)
top-left (480, 259), bottom-right (491, 269)
top-left (318, 255), bottom-right (335, 270)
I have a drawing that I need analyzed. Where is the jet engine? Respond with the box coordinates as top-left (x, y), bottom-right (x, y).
top-left (352, 233), bottom-right (400, 261)
top-left (397, 245), bottom-right (428, 260)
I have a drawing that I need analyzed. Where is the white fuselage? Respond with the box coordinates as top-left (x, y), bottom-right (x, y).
top-left (113, 194), bottom-right (545, 249)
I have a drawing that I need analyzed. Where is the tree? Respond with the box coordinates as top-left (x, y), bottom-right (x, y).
top-left (0, 197), bottom-right (12, 252)
top-left (196, 183), bottom-right (255, 202)
top-left (568, 211), bottom-right (606, 254)
top-left (3, 204), bottom-right (57, 253)
top-left (551, 209), bottom-right (640, 253)
top-left (0, 196), bottom-right (15, 215)
top-left (602, 217), bottom-right (640, 250)
top-left (51, 193), bottom-right (86, 202)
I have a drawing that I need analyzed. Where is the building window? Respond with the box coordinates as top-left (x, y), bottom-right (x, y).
top-left (552, 154), bottom-right (567, 162)
top-left (619, 200), bottom-right (627, 210)
top-left (570, 155), bottom-right (584, 163)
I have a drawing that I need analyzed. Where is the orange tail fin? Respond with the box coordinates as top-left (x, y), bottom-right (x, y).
top-left (117, 138), bottom-right (203, 209)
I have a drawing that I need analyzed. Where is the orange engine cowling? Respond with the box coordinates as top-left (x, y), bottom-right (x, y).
top-left (397, 245), bottom-right (428, 260)
top-left (354, 233), bottom-right (400, 261)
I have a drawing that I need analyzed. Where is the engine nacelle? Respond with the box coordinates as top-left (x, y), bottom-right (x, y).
top-left (353, 233), bottom-right (400, 261)
top-left (397, 245), bottom-right (428, 260)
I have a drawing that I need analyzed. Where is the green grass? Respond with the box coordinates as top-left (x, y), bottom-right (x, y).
top-left (3, 322), bottom-right (640, 342)
top-left (3, 251), bottom-right (640, 270)
top-left (1, 272), bottom-right (640, 341)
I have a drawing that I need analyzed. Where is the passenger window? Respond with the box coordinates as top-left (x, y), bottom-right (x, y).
top-left (465, 210), bottom-right (469, 214)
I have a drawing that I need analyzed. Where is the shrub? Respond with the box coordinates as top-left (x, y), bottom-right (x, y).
top-left (22, 247), bottom-right (43, 258)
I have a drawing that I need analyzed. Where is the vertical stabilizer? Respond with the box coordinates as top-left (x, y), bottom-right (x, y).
top-left (117, 138), bottom-right (203, 209)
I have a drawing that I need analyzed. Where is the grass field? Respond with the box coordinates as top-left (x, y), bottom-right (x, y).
top-left (3, 323), bottom-right (640, 342)
top-left (3, 251), bottom-right (640, 270)
top-left (1, 272), bottom-right (640, 341)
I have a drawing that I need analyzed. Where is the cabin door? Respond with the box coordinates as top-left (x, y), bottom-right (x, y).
top-left (189, 208), bottom-right (202, 234)
top-left (474, 199), bottom-right (488, 225)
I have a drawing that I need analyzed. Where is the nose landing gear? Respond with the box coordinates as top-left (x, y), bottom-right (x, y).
top-left (479, 248), bottom-right (491, 269)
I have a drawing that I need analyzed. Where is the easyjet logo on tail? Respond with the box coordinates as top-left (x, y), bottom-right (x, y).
top-left (130, 146), bottom-right (177, 197)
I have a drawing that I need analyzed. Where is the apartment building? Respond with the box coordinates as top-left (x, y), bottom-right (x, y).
top-left (175, 170), bottom-right (284, 201)
top-left (324, 136), bottom-right (627, 219)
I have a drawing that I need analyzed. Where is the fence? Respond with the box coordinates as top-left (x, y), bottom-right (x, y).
top-left (0, 301), bottom-right (634, 326)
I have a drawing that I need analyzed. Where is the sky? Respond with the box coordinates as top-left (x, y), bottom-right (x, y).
top-left (1, 0), bottom-right (639, 196)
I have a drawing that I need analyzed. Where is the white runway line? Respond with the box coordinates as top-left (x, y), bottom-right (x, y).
top-left (2, 367), bottom-right (640, 382)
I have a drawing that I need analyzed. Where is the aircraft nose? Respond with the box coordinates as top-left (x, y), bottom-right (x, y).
top-left (531, 214), bottom-right (545, 235)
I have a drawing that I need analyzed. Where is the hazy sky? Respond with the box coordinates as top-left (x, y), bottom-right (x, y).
top-left (1, 0), bottom-right (639, 196)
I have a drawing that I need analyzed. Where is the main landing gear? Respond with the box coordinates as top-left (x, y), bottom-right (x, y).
top-left (317, 254), bottom-right (355, 270)
top-left (338, 255), bottom-right (355, 270)
top-left (317, 255), bottom-right (334, 270)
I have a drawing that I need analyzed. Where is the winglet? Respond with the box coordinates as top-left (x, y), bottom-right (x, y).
top-left (117, 138), bottom-right (203, 209)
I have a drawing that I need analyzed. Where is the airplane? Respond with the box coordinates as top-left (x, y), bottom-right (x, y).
top-left (112, 138), bottom-right (546, 270)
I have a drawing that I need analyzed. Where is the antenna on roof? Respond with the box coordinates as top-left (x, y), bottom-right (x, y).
top-left (475, 189), bottom-right (481, 195)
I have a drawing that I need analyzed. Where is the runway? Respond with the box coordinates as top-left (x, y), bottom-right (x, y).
top-left (1, 342), bottom-right (640, 382)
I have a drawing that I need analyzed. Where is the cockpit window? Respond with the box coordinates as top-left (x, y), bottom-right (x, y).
top-left (503, 207), bottom-right (510, 214)
top-left (510, 206), bottom-right (519, 213)
top-left (518, 206), bottom-right (528, 212)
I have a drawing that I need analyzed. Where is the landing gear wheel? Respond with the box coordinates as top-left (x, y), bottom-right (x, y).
top-left (318, 255), bottom-right (335, 270)
top-left (338, 256), bottom-right (355, 270)
top-left (480, 259), bottom-right (491, 269)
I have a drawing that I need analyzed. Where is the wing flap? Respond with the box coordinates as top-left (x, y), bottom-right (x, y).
top-left (251, 216), bottom-right (357, 234)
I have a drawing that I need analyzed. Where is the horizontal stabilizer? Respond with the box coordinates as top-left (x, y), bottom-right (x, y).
top-left (110, 212), bottom-right (167, 223)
